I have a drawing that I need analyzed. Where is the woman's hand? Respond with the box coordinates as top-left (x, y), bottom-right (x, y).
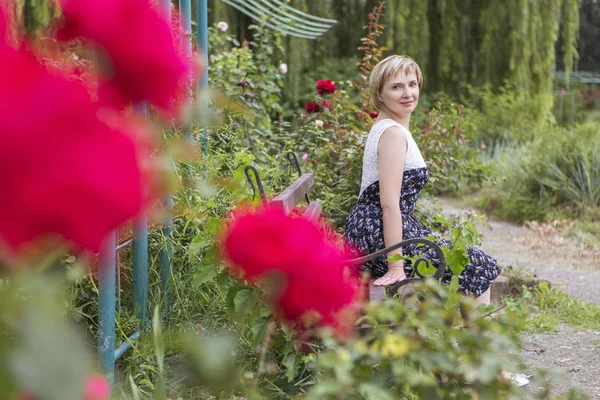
top-left (372, 265), bottom-right (407, 286)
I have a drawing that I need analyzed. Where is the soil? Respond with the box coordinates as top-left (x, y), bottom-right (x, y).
top-left (433, 196), bottom-right (600, 399)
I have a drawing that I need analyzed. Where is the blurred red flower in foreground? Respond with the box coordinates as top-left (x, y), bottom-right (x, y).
top-left (223, 206), bottom-right (362, 333)
top-left (57, 0), bottom-right (193, 115)
top-left (82, 374), bottom-right (111, 400)
top-left (18, 373), bottom-right (110, 400)
top-left (0, 24), bottom-right (144, 253)
top-left (316, 79), bottom-right (336, 95)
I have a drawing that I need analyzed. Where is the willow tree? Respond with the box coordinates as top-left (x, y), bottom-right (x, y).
top-left (17, 0), bottom-right (581, 107)
top-left (284, 0), bottom-right (581, 107)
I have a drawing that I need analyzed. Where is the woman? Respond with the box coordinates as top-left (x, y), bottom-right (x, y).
top-left (344, 55), bottom-right (500, 305)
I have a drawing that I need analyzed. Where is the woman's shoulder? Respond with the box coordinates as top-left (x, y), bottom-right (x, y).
top-left (371, 118), bottom-right (410, 136)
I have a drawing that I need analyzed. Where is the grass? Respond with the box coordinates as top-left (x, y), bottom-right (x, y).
top-left (499, 267), bottom-right (600, 333)
top-left (529, 282), bottom-right (600, 330)
top-left (523, 282), bottom-right (600, 334)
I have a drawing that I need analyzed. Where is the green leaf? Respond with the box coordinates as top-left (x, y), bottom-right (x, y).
top-left (192, 257), bottom-right (218, 287)
top-left (188, 234), bottom-right (211, 259)
top-left (445, 275), bottom-right (461, 312)
top-left (205, 217), bottom-right (223, 235)
top-left (233, 288), bottom-right (257, 315)
top-left (415, 258), bottom-right (437, 276)
top-left (282, 352), bottom-right (299, 382)
top-left (443, 244), bottom-right (468, 276)
top-left (359, 383), bottom-right (395, 400)
top-left (152, 307), bottom-right (166, 400)
top-left (250, 318), bottom-right (269, 343)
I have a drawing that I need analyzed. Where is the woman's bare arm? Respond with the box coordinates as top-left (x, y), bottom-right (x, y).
top-left (372, 126), bottom-right (408, 286)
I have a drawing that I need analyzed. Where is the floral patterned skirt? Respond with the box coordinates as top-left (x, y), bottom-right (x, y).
top-left (344, 184), bottom-right (501, 297)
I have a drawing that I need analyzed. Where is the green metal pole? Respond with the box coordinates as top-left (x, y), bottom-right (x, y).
top-left (159, 0), bottom-right (174, 310)
top-left (160, 197), bottom-right (174, 303)
top-left (180, 0), bottom-right (194, 146)
top-left (196, 0), bottom-right (209, 155)
top-left (98, 230), bottom-right (117, 385)
top-left (132, 102), bottom-right (149, 327)
top-left (132, 214), bottom-right (148, 324)
top-left (196, 0), bottom-right (208, 91)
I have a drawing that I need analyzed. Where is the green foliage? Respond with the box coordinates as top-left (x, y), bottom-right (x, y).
top-left (413, 99), bottom-right (490, 194)
top-left (466, 84), bottom-right (553, 150)
top-left (477, 122), bottom-right (600, 222)
top-left (307, 281), bottom-right (537, 400)
top-left (0, 271), bottom-right (95, 400)
top-left (528, 282), bottom-right (600, 331)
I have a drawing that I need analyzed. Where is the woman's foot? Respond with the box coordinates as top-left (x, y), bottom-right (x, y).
top-left (372, 267), bottom-right (406, 286)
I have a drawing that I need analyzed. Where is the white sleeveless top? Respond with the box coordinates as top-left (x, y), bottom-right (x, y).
top-left (359, 119), bottom-right (427, 195)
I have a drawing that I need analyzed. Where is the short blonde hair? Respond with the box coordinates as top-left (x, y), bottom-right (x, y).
top-left (369, 55), bottom-right (423, 111)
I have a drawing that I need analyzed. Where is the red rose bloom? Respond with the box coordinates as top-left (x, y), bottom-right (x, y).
top-left (236, 80), bottom-right (249, 89)
top-left (57, 0), bottom-right (193, 115)
top-left (319, 100), bottom-right (332, 111)
top-left (304, 100), bottom-right (332, 114)
top-left (316, 79), bottom-right (336, 95)
top-left (304, 101), bottom-right (321, 113)
top-left (364, 109), bottom-right (379, 119)
top-left (0, 33), bottom-right (145, 253)
top-left (223, 206), bottom-right (363, 333)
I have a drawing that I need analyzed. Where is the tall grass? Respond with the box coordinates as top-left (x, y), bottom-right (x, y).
top-left (476, 122), bottom-right (600, 222)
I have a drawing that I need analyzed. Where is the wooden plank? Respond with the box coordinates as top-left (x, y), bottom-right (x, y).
top-left (303, 200), bottom-right (322, 221)
top-left (271, 173), bottom-right (313, 214)
top-left (368, 280), bottom-right (386, 302)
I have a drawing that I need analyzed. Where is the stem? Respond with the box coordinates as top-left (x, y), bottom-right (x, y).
top-left (254, 318), bottom-right (277, 388)
top-left (462, 304), bottom-right (507, 329)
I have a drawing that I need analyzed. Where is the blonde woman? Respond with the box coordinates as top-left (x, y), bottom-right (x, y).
top-left (344, 55), bottom-right (500, 306)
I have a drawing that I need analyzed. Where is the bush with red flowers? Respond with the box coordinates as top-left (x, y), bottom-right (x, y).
top-left (316, 79), bottom-right (336, 95)
top-left (223, 206), bottom-right (362, 333)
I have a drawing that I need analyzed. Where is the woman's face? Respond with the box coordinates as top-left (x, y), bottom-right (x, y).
top-left (379, 70), bottom-right (419, 117)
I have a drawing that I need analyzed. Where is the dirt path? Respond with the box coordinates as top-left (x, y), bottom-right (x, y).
top-left (433, 196), bottom-right (600, 398)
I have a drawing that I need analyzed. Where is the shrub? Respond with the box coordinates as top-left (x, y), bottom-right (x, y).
top-left (477, 122), bottom-right (600, 222)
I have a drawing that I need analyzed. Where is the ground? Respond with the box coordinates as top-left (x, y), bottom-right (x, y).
top-left (434, 195), bottom-right (600, 398)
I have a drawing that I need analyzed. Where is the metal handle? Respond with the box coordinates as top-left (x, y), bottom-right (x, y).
top-left (244, 165), bottom-right (267, 203)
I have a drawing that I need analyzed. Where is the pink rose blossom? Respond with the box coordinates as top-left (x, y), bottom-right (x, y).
top-left (217, 21), bottom-right (228, 32)
top-left (279, 63), bottom-right (288, 74)
top-left (301, 153), bottom-right (308, 163)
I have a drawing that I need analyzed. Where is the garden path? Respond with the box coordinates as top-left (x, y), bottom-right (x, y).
top-left (433, 195), bottom-right (600, 398)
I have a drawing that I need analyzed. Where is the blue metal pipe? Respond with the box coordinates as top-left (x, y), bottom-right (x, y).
top-left (196, 0), bottom-right (209, 155)
top-left (132, 102), bottom-right (149, 328)
top-left (160, 196), bottom-right (174, 309)
top-left (98, 231), bottom-right (117, 385)
top-left (180, 0), bottom-right (192, 58)
top-left (196, 0), bottom-right (208, 91)
top-left (114, 330), bottom-right (142, 361)
top-left (133, 213), bottom-right (148, 326)
top-left (180, 0), bottom-right (194, 149)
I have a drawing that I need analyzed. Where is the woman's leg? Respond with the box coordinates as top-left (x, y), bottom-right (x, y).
top-left (472, 288), bottom-right (491, 306)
